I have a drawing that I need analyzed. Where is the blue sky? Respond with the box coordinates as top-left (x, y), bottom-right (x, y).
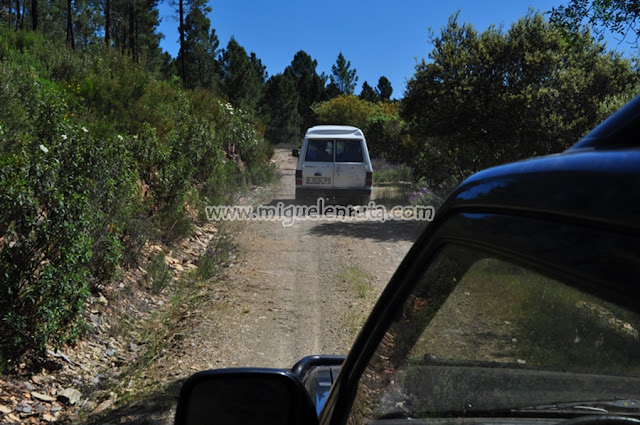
top-left (156, 0), bottom-right (633, 99)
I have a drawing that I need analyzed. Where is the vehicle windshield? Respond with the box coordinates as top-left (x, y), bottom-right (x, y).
top-left (336, 140), bottom-right (364, 162)
top-left (305, 139), bottom-right (334, 162)
top-left (350, 244), bottom-right (640, 422)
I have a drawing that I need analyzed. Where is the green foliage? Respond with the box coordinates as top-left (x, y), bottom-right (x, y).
top-left (147, 253), bottom-right (173, 293)
top-left (195, 231), bottom-right (233, 281)
top-left (178, 0), bottom-right (220, 90)
top-left (402, 12), bottom-right (640, 184)
top-left (0, 26), bottom-right (275, 364)
top-left (371, 159), bottom-right (413, 183)
top-left (285, 51), bottom-right (327, 131)
top-left (359, 81), bottom-right (378, 102)
top-left (376, 76), bottom-right (393, 102)
top-left (260, 72), bottom-right (303, 144)
top-left (313, 95), bottom-right (415, 163)
top-left (313, 95), bottom-right (373, 130)
top-left (0, 125), bottom-right (93, 361)
top-left (330, 52), bottom-right (358, 95)
top-left (550, 0), bottom-right (640, 44)
top-left (218, 37), bottom-right (265, 113)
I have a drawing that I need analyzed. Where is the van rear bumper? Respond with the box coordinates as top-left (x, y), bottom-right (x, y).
top-left (295, 188), bottom-right (372, 205)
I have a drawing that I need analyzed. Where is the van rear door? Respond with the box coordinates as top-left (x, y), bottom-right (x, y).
top-left (301, 140), bottom-right (334, 189)
top-left (334, 140), bottom-right (367, 189)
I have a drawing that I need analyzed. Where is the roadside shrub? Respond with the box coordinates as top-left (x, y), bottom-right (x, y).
top-left (371, 159), bottom-right (413, 183)
top-left (147, 253), bottom-right (173, 293)
top-left (196, 231), bottom-right (233, 281)
top-left (408, 176), bottom-right (460, 210)
top-left (0, 26), bottom-right (275, 364)
top-left (0, 140), bottom-right (92, 362)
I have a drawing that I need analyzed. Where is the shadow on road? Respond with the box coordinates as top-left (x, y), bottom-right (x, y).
top-left (309, 220), bottom-right (423, 242)
top-left (84, 378), bottom-right (184, 425)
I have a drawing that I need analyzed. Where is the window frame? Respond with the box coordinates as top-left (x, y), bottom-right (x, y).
top-left (319, 210), bottom-right (640, 425)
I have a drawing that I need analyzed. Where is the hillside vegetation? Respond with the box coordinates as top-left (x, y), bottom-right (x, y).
top-left (0, 26), bottom-right (275, 366)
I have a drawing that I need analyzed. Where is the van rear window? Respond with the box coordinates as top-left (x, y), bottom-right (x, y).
top-left (336, 140), bottom-right (363, 162)
top-left (305, 140), bottom-right (333, 162)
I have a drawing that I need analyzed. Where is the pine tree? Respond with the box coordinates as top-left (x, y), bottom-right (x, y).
top-left (359, 81), bottom-right (378, 102)
top-left (285, 50), bottom-right (327, 130)
top-left (375, 76), bottom-right (393, 102)
top-left (260, 72), bottom-right (302, 143)
top-left (218, 37), bottom-right (264, 112)
top-left (330, 52), bottom-right (358, 95)
top-left (177, 0), bottom-right (219, 89)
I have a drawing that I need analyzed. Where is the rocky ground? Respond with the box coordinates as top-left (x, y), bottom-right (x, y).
top-left (0, 149), bottom-right (420, 424)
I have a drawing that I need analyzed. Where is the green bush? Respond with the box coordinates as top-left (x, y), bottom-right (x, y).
top-left (0, 26), bottom-right (276, 365)
top-left (0, 139), bottom-right (92, 361)
top-left (147, 253), bottom-right (173, 293)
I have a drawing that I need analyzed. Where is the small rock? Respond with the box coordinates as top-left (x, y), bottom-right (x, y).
top-left (106, 348), bottom-right (116, 357)
top-left (98, 293), bottom-right (108, 306)
top-left (15, 403), bottom-right (32, 414)
top-left (57, 388), bottom-right (82, 405)
top-left (23, 381), bottom-right (35, 391)
top-left (0, 404), bottom-right (11, 414)
top-left (91, 399), bottom-right (114, 416)
top-left (43, 413), bottom-right (56, 422)
top-left (31, 392), bottom-right (56, 402)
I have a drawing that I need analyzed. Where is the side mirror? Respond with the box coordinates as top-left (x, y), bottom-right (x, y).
top-left (175, 368), bottom-right (319, 425)
top-left (292, 149), bottom-right (299, 157)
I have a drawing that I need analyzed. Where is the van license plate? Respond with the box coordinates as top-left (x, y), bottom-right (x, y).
top-left (307, 176), bottom-right (331, 185)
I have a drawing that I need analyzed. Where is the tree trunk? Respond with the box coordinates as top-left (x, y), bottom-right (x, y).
top-left (105, 0), bottom-right (110, 48)
top-left (31, 0), bottom-right (37, 30)
top-left (15, 0), bottom-right (20, 30)
top-left (128, 0), bottom-right (134, 58)
top-left (66, 0), bottom-right (74, 49)
top-left (179, 0), bottom-right (186, 86)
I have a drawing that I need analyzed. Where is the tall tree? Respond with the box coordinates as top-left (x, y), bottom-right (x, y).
top-left (284, 50), bottom-right (327, 130)
top-left (104, 0), bottom-right (110, 46)
top-left (177, 0), bottom-right (219, 89)
top-left (359, 81), bottom-right (378, 102)
top-left (31, 0), bottom-right (36, 29)
top-left (550, 0), bottom-right (640, 44)
top-left (178, 0), bottom-right (185, 80)
top-left (375, 76), bottom-right (393, 102)
top-left (15, 0), bottom-right (21, 29)
top-left (402, 12), bottom-right (639, 184)
top-left (330, 52), bottom-right (358, 95)
top-left (218, 37), bottom-right (264, 112)
top-left (260, 72), bottom-right (302, 143)
top-left (65, 0), bottom-right (74, 49)
top-left (249, 51), bottom-right (267, 84)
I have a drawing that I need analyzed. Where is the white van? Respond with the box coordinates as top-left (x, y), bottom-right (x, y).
top-left (293, 125), bottom-right (373, 205)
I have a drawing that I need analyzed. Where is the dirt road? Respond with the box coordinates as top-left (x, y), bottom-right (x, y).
top-left (156, 149), bottom-right (418, 371)
top-left (93, 149), bottom-right (419, 423)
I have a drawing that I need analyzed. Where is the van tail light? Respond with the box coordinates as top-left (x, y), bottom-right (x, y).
top-left (365, 172), bottom-right (373, 188)
top-left (296, 170), bottom-right (302, 186)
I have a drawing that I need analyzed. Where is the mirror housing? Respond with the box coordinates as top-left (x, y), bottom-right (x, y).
top-left (292, 148), bottom-right (299, 157)
top-left (175, 368), bottom-right (319, 425)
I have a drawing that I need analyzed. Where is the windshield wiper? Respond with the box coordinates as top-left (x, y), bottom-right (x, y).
top-left (516, 399), bottom-right (640, 415)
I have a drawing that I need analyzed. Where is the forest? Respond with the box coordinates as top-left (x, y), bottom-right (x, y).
top-left (1, 0), bottom-right (639, 365)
